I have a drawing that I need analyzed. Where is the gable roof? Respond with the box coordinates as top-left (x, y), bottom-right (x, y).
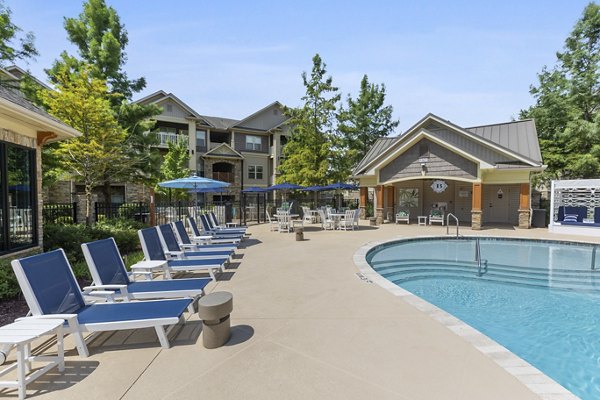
top-left (232, 101), bottom-right (289, 131)
top-left (466, 119), bottom-right (541, 163)
top-left (352, 137), bottom-right (397, 176)
top-left (203, 142), bottom-right (243, 158)
top-left (134, 90), bottom-right (207, 121)
top-left (200, 115), bottom-right (240, 130)
top-left (353, 113), bottom-right (543, 177)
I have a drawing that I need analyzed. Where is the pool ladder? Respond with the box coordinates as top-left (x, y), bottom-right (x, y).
top-left (475, 237), bottom-right (488, 277)
top-left (446, 213), bottom-right (459, 238)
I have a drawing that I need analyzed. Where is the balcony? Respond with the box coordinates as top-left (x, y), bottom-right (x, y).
top-left (213, 172), bottom-right (234, 183)
top-left (153, 132), bottom-right (189, 148)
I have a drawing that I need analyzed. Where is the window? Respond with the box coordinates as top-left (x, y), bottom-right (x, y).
top-left (196, 130), bottom-right (206, 148)
top-left (245, 135), bottom-right (262, 151)
top-left (248, 165), bottom-right (263, 180)
top-left (0, 141), bottom-right (37, 254)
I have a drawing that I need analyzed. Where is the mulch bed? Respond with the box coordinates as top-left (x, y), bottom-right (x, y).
top-left (0, 297), bottom-right (30, 327)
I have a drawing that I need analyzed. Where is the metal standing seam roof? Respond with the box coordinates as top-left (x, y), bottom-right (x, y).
top-left (352, 137), bottom-right (398, 175)
top-left (465, 119), bottom-right (542, 164)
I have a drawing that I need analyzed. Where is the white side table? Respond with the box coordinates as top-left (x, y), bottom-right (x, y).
top-left (418, 216), bottom-right (428, 226)
top-left (130, 260), bottom-right (170, 279)
top-left (0, 318), bottom-right (65, 400)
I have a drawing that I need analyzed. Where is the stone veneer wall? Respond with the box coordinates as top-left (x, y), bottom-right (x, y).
top-left (204, 158), bottom-right (242, 202)
top-left (0, 128), bottom-right (42, 252)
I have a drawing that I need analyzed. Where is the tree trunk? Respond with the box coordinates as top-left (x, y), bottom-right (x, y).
top-left (149, 186), bottom-right (156, 226)
top-left (85, 185), bottom-right (93, 226)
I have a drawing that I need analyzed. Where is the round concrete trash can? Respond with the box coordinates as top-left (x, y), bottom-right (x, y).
top-left (295, 227), bottom-right (304, 241)
top-left (197, 291), bottom-right (233, 349)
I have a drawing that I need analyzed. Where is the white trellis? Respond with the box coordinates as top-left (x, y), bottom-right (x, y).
top-left (549, 179), bottom-right (600, 236)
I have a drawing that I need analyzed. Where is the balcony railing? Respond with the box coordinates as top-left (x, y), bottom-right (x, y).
top-left (153, 132), bottom-right (189, 148)
top-left (213, 172), bottom-right (234, 183)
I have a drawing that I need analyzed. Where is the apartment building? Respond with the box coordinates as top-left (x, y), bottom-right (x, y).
top-left (134, 90), bottom-right (290, 203)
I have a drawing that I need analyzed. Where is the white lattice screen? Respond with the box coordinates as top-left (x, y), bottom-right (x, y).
top-left (550, 179), bottom-right (600, 222)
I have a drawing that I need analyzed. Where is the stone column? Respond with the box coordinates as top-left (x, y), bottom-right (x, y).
top-left (359, 187), bottom-right (368, 219)
top-left (375, 185), bottom-right (384, 225)
top-left (471, 182), bottom-right (483, 230)
top-left (518, 182), bottom-right (531, 229)
top-left (385, 186), bottom-right (395, 222)
top-left (76, 193), bottom-right (98, 225)
top-left (188, 120), bottom-right (197, 171)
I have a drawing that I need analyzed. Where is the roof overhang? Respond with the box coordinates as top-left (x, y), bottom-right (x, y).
top-left (358, 114), bottom-right (542, 176)
top-left (0, 96), bottom-right (80, 143)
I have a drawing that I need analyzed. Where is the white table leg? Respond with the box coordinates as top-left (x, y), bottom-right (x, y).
top-left (57, 325), bottom-right (65, 372)
top-left (16, 344), bottom-right (25, 400)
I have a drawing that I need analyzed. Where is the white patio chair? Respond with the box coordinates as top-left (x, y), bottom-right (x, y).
top-left (302, 206), bottom-right (316, 224)
top-left (277, 211), bottom-right (291, 233)
top-left (339, 210), bottom-right (355, 231)
top-left (266, 210), bottom-right (279, 231)
top-left (318, 209), bottom-right (335, 230)
top-left (396, 209), bottom-right (410, 224)
top-left (353, 209), bottom-right (360, 229)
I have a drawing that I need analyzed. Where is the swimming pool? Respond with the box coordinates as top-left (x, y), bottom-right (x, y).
top-left (366, 237), bottom-right (600, 400)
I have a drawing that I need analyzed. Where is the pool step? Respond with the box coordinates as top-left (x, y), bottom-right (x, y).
top-left (374, 260), bottom-right (600, 292)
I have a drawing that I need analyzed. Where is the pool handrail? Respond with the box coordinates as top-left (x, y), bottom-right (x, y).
top-left (446, 213), bottom-right (459, 238)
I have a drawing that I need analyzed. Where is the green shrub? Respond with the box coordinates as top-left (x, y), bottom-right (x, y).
top-left (0, 249), bottom-right (40, 300)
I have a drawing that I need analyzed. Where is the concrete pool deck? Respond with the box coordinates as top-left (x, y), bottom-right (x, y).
top-left (12, 222), bottom-right (600, 399)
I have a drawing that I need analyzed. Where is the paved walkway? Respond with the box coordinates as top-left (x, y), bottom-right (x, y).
top-left (20, 222), bottom-right (599, 399)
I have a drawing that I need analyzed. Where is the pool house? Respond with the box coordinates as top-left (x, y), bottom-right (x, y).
top-left (353, 114), bottom-right (545, 229)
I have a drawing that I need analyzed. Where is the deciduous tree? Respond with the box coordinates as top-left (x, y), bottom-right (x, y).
top-left (156, 141), bottom-right (191, 200)
top-left (42, 67), bottom-right (126, 225)
top-left (0, 0), bottom-right (37, 88)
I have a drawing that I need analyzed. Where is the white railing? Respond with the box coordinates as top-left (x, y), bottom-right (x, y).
top-left (153, 132), bottom-right (188, 148)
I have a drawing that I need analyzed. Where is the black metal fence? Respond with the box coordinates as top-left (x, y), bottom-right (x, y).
top-left (43, 197), bottom-right (359, 226)
top-left (42, 202), bottom-right (77, 225)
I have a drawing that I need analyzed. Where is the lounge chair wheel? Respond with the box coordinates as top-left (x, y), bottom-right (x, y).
top-left (0, 350), bottom-right (6, 365)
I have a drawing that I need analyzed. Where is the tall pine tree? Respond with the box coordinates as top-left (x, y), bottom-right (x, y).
top-left (278, 54), bottom-right (341, 186)
top-left (337, 75), bottom-right (399, 176)
top-left (45, 0), bottom-right (161, 202)
top-left (521, 3), bottom-right (600, 181)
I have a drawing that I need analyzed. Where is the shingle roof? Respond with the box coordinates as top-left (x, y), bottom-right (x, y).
top-left (200, 115), bottom-right (240, 130)
top-left (352, 137), bottom-right (397, 175)
top-left (466, 119), bottom-right (541, 163)
top-left (0, 84), bottom-right (73, 130)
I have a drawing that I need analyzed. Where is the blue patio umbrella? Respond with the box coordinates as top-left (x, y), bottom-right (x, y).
top-left (322, 182), bottom-right (359, 191)
top-left (242, 187), bottom-right (267, 193)
top-left (159, 175), bottom-right (230, 190)
top-left (321, 182), bottom-right (359, 209)
top-left (302, 185), bottom-right (327, 191)
top-left (159, 174), bottom-right (230, 210)
top-left (267, 182), bottom-right (304, 203)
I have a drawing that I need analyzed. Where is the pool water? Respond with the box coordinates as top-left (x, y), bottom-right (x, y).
top-left (367, 238), bottom-right (600, 400)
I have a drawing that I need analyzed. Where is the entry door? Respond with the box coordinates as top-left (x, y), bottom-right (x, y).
top-left (488, 185), bottom-right (509, 223)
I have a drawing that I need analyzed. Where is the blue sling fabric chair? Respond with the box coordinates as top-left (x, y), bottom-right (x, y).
top-left (11, 249), bottom-right (191, 357)
top-left (156, 224), bottom-right (234, 260)
top-left (82, 237), bottom-right (211, 313)
top-left (199, 215), bottom-right (244, 239)
top-left (188, 217), bottom-right (241, 244)
top-left (171, 220), bottom-right (237, 252)
top-left (138, 227), bottom-right (227, 281)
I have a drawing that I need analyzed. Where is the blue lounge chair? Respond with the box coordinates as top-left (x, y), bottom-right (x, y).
top-left (138, 227), bottom-right (227, 281)
top-left (208, 212), bottom-right (247, 233)
top-left (156, 224), bottom-right (234, 260)
top-left (171, 220), bottom-right (237, 251)
top-left (199, 215), bottom-right (245, 238)
top-left (188, 217), bottom-right (242, 244)
top-left (11, 249), bottom-right (192, 357)
top-left (81, 237), bottom-right (211, 313)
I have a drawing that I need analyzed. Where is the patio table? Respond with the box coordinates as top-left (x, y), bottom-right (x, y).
top-left (329, 213), bottom-right (347, 229)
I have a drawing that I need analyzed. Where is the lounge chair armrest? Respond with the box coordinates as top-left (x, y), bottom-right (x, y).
top-left (82, 284), bottom-right (127, 291)
top-left (180, 243), bottom-right (198, 250)
top-left (165, 251), bottom-right (184, 259)
top-left (16, 314), bottom-right (79, 325)
top-left (128, 270), bottom-right (154, 280)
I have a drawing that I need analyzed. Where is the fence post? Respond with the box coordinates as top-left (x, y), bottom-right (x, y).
top-left (72, 201), bottom-right (78, 224)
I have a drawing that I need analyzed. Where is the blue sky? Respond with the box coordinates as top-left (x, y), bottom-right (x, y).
top-left (6, 0), bottom-right (592, 131)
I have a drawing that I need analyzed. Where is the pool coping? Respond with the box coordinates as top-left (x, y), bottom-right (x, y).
top-left (353, 234), bottom-right (581, 400)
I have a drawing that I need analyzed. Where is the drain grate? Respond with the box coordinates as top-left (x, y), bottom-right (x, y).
top-left (355, 272), bottom-right (373, 283)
